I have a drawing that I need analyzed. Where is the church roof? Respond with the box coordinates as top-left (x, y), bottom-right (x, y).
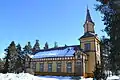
top-left (85, 8), bottom-right (94, 24)
top-left (80, 32), bottom-right (97, 39)
top-left (31, 45), bottom-right (83, 58)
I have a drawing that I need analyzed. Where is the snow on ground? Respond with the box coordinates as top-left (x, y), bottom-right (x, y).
top-left (106, 75), bottom-right (120, 80)
top-left (0, 73), bottom-right (58, 80)
top-left (0, 73), bottom-right (94, 80)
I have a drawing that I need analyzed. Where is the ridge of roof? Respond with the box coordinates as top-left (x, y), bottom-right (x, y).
top-left (32, 45), bottom-right (80, 54)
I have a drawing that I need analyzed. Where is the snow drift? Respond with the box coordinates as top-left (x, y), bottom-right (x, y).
top-left (0, 73), bottom-right (94, 80)
top-left (0, 73), bottom-right (58, 80)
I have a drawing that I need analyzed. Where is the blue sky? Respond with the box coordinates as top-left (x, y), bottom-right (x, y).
top-left (0, 0), bottom-right (106, 58)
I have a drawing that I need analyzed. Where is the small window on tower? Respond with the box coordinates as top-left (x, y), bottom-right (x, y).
top-left (78, 54), bottom-right (80, 58)
top-left (84, 43), bottom-right (91, 51)
top-left (97, 44), bottom-right (99, 51)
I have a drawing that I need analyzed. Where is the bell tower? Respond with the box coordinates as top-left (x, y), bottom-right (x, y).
top-left (79, 8), bottom-right (101, 78)
top-left (84, 7), bottom-right (95, 33)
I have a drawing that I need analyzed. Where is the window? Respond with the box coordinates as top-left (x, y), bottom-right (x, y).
top-left (84, 43), bottom-right (91, 51)
top-left (77, 61), bottom-right (81, 65)
top-left (97, 44), bottom-right (99, 51)
top-left (32, 62), bottom-right (36, 71)
top-left (48, 63), bottom-right (52, 72)
top-left (56, 63), bottom-right (61, 72)
top-left (77, 54), bottom-right (80, 58)
top-left (25, 62), bottom-right (29, 67)
top-left (67, 62), bottom-right (72, 73)
top-left (40, 63), bottom-right (44, 72)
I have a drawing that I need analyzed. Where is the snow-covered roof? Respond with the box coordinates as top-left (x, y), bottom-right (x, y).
top-left (32, 45), bottom-right (80, 59)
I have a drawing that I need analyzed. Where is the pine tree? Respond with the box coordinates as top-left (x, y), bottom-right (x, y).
top-left (28, 42), bottom-right (32, 51)
top-left (99, 36), bottom-right (110, 79)
top-left (33, 40), bottom-right (40, 52)
top-left (3, 47), bottom-right (11, 73)
top-left (16, 44), bottom-right (24, 73)
top-left (96, 0), bottom-right (120, 75)
top-left (93, 63), bottom-right (102, 80)
top-left (3, 41), bottom-right (21, 73)
top-left (44, 42), bottom-right (49, 49)
top-left (0, 58), bottom-right (4, 73)
top-left (9, 41), bottom-right (18, 73)
top-left (23, 42), bottom-right (32, 54)
top-left (54, 42), bottom-right (58, 48)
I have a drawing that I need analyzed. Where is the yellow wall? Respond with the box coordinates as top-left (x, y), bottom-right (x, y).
top-left (80, 36), bottom-right (100, 76)
top-left (52, 61), bottom-right (56, 72)
top-left (87, 52), bottom-right (96, 73)
top-left (81, 37), bottom-right (95, 51)
top-left (44, 62), bottom-right (48, 72)
top-left (61, 61), bottom-right (66, 72)
top-left (84, 22), bottom-right (94, 33)
top-left (72, 60), bottom-right (74, 73)
top-left (36, 62), bottom-right (40, 72)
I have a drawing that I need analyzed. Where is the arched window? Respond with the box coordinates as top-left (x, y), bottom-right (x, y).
top-left (84, 43), bottom-right (91, 51)
top-left (48, 63), bottom-right (52, 72)
top-left (66, 62), bottom-right (72, 73)
top-left (56, 63), bottom-right (61, 72)
top-left (40, 63), bottom-right (44, 72)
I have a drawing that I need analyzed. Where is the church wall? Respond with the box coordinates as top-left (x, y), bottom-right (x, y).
top-left (88, 22), bottom-right (94, 32)
top-left (86, 52), bottom-right (96, 73)
top-left (83, 57), bottom-right (86, 76)
top-left (36, 62), bottom-right (40, 72)
top-left (62, 60), bottom-right (66, 72)
top-left (29, 56), bottom-right (86, 76)
top-left (95, 39), bottom-right (101, 64)
top-left (84, 22), bottom-right (94, 33)
top-left (44, 62), bottom-right (48, 72)
top-left (52, 61), bottom-right (56, 72)
top-left (72, 60), bottom-right (75, 73)
top-left (81, 38), bottom-right (95, 51)
top-left (80, 37), bottom-right (100, 77)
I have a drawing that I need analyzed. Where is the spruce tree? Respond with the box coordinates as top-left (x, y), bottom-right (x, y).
top-left (93, 63), bottom-right (102, 80)
top-left (3, 47), bottom-right (11, 73)
top-left (33, 40), bottom-right (40, 52)
top-left (16, 44), bottom-right (24, 73)
top-left (3, 41), bottom-right (20, 73)
top-left (23, 42), bottom-right (32, 54)
top-left (9, 41), bottom-right (18, 73)
top-left (96, 0), bottom-right (120, 75)
top-left (44, 42), bottom-right (49, 49)
top-left (99, 37), bottom-right (110, 79)
top-left (54, 42), bottom-right (58, 48)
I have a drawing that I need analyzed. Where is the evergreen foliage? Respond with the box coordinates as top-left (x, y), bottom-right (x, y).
top-left (96, 0), bottom-right (120, 75)
top-left (3, 41), bottom-right (25, 73)
top-left (23, 42), bottom-right (32, 54)
top-left (93, 63), bottom-right (102, 80)
top-left (3, 47), bottom-right (11, 73)
top-left (99, 37), bottom-right (110, 79)
top-left (33, 40), bottom-right (40, 52)
top-left (44, 42), bottom-right (49, 49)
top-left (16, 44), bottom-right (24, 73)
top-left (54, 42), bottom-right (58, 48)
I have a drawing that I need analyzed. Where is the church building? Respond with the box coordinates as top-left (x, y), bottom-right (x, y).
top-left (25, 8), bottom-right (101, 78)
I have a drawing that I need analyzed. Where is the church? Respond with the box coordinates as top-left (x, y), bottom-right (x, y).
top-left (25, 8), bottom-right (101, 78)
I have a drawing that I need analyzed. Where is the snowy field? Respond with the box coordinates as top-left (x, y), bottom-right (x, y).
top-left (0, 73), bottom-right (120, 80)
top-left (0, 73), bottom-right (93, 80)
top-left (0, 73), bottom-right (58, 80)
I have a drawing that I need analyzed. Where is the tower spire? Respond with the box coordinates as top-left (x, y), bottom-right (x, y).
top-left (83, 7), bottom-right (95, 34)
top-left (86, 6), bottom-right (93, 23)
